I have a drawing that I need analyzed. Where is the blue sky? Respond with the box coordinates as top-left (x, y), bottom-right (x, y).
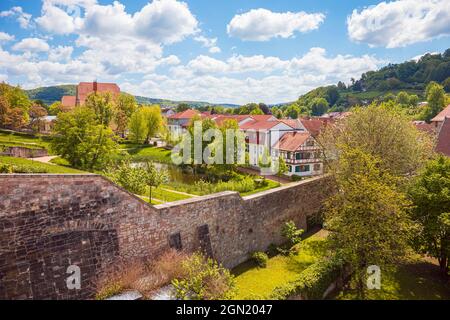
top-left (0, 0), bottom-right (449, 104)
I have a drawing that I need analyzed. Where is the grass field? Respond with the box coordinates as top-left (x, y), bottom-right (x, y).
top-left (0, 156), bottom-right (85, 174)
top-left (0, 130), bottom-right (51, 150)
top-left (334, 255), bottom-right (450, 300)
top-left (119, 144), bottom-right (173, 163)
top-left (232, 231), bottom-right (328, 299)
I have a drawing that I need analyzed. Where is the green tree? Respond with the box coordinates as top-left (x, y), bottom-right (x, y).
top-left (443, 77), bottom-right (450, 93)
top-left (176, 103), bottom-right (190, 112)
top-left (249, 107), bottom-right (264, 115)
top-left (141, 105), bottom-right (163, 143)
top-left (172, 252), bottom-right (236, 300)
top-left (128, 109), bottom-right (148, 144)
top-left (284, 104), bottom-right (300, 119)
top-left (319, 103), bottom-right (432, 176)
top-left (85, 92), bottom-right (115, 127)
top-left (144, 161), bottom-right (169, 202)
top-left (275, 155), bottom-right (288, 182)
top-left (395, 91), bottom-right (411, 106)
top-left (115, 93), bottom-right (137, 137)
top-left (310, 98), bottom-right (329, 116)
top-left (325, 147), bottom-right (412, 298)
top-left (409, 155), bottom-right (450, 277)
top-left (51, 107), bottom-right (118, 170)
top-left (106, 160), bottom-right (147, 195)
top-left (424, 82), bottom-right (445, 121)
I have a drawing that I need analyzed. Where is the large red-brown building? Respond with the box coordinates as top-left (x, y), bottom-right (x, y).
top-left (61, 81), bottom-right (120, 109)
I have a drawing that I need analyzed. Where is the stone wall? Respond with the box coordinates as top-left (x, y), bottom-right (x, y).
top-left (0, 174), bottom-right (332, 300)
top-left (0, 146), bottom-right (48, 158)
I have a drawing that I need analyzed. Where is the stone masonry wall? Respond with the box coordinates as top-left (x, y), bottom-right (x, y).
top-left (0, 174), bottom-right (332, 299)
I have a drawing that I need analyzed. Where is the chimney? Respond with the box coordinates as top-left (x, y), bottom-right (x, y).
top-left (93, 80), bottom-right (98, 92)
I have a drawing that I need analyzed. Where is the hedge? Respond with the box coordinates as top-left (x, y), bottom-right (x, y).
top-left (269, 256), bottom-right (345, 300)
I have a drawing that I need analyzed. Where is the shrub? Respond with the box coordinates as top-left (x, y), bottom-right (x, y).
top-left (105, 160), bottom-right (147, 195)
top-left (281, 221), bottom-right (304, 247)
top-left (0, 163), bottom-right (13, 173)
top-left (251, 252), bottom-right (268, 268)
top-left (172, 252), bottom-right (236, 300)
top-left (270, 256), bottom-right (344, 300)
top-left (95, 281), bottom-right (124, 300)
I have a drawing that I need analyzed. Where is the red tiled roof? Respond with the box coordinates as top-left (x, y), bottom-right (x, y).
top-left (167, 109), bottom-right (200, 120)
top-left (61, 96), bottom-right (76, 108)
top-left (249, 115), bottom-right (277, 121)
top-left (280, 119), bottom-right (302, 129)
top-left (273, 132), bottom-right (311, 152)
top-left (240, 119), bottom-right (281, 130)
top-left (300, 118), bottom-right (326, 137)
top-left (413, 121), bottom-right (436, 135)
top-left (77, 82), bottom-right (120, 105)
top-left (436, 117), bottom-right (450, 157)
top-left (431, 104), bottom-right (450, 122)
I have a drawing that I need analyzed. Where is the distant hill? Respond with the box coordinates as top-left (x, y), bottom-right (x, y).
top-left (289, 48), bottom-right (450, 112)
top-left (25, 85), bottom-right (240, 108)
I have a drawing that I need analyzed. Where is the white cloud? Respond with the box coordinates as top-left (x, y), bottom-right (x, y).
top-left (133, 0), bottom-right (199, 44)
top-left (209, 46), bottom-right (221, 54)
top-left (36, 2), bottom-right (83, 34)
top-left (347, 0), bottom-right (450, 48)
top-left (12, 38), bottom-right (50, 52)
top-left (0, 74), bottom-right (7, 82)
top-left (48, 46), bottom-right (74, 62)
top-left (227, 8), bottom-right (325, 41)
top-left (0, 6), bottom-right (32, 29)
top-left (0, 32), bottom-right (14, 42)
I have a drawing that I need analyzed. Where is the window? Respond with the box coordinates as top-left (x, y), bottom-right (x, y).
top-left (314, 164), bottom-right (321, 171)
top-left (306, 140), bottom-right (315, 147)
top-left (288, 165), bottom-right (293, 172)
top-left (296, 165), bottom-right (310, 172)
top-left (169, 232), bottom-right (182, 250)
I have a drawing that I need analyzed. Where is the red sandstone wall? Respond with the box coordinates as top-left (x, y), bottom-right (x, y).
top-left (0, 174), bottom-right (332, 299)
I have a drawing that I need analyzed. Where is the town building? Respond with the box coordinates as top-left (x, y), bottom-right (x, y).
top-left (167, 109), bottom-right (200, 138)
top-left (273, 131), bottom-right (323, 177)
top-left (436, 116), bottom-right (450, 157)
top-left (431, 104), bottom-right (450, 130)
top-left (61, 81), bottom-right (120, 109)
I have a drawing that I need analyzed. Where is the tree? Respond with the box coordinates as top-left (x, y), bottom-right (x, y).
top-left (28, 104), bottom-right (48, 133)
top-left (51, 107), bottom-right (118, 170)
top-left (128, 109), bottom-right (148, 144)
top-left (176, 103), bottom-right (190, 112)
top-left (144, 161), bottom-right (168, 202)
top-left (275, 156), bottom-right (288, 182)
top-left (48, 101), bottom-right (71, 115)
top-left (395, 91), bottom-right (411, 106)
top-left (84, 92), bottom-right (115, 127)
top-left (258, 103), bottom-right (270, 115)
top-left (141, 105), bottom-right (163, 143)
top-left (250, 107), bottom-right (264, 115)
top-left (106, 160), bottom-right (147, 195)
top-left (114, 93), bottom-right (137, 137)
top-left (0, 83), bottom-right (31, 129)
top-left (310, 98), bottom-right (329, 116)
top-left (319, 103), bottom-right (432, 176)
top-left (424, 82), bottom-right (445, 121)
top-left (284, 104), bottom-right (300, 119)
top-left (409, 155), bottom-right (450, 278)
top-left (443, 77), bottom-right (450, 93)
top-left (325, 147), bottom-right (412, 298)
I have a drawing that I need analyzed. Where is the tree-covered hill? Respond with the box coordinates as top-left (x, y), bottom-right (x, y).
top-left (287, 48), bottom-right (450, 113)
top-left (25, 86), bottom-right (240, 109)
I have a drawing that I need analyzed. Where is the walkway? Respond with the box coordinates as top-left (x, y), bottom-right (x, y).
top-left (237, 166), bottom-right (292, 184)
top-left (26, 156), bottom-right (58, 164)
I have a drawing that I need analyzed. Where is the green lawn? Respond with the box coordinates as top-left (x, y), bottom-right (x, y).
top-left (334, 255), bottom-right (450, 300)
top-left (232, 231), bottom-right (328, 299)
top-left (145, 186), bottom-right (193, 203)
top-left (0, 130), bottom-right (51, 150)
top-left (119, 145), bottom-right (173, 164)
top-left (240, 180), bottom-right (280, 196)
top-left (0, 156), bottom-right (86, 174)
